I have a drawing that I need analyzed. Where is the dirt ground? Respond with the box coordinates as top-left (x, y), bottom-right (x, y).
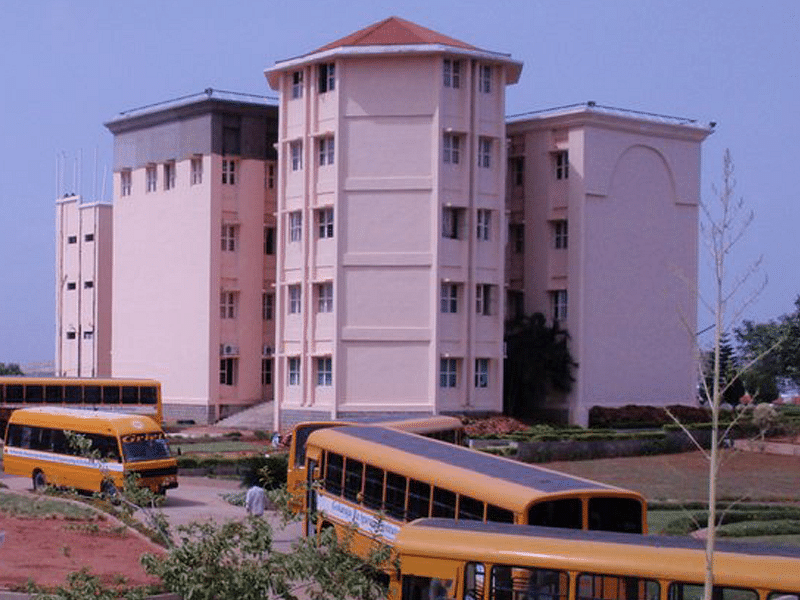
top-left (0, 501), bottom-right (165, 591)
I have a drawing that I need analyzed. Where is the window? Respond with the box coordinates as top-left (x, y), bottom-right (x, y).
top-left (222, 159), bottom-right (236, 185)
top-left (220, 358), bottom-right (237, 386)
top-left (317, 357), bottom-right (332, 386)
top-left (318, 136), bottom-right (334, 166)
top-left (289, 211), bottom-right (302, 242)
top-left (440, 358), bottom-right (458, 388)
top-left (475, 358), bottom-right (489, 388)
top-left (261, 358), bottom-right (273, 386)
top-left (291, 70), bottom-right (303, 99)
top-left (476, 284), bottom-right (492, 316)
top-left (555, 150), bottom-right (569, 180)
top-left (443, 133), bottom-right (460, 164)
top-left (120, 170), bottom-right (132, 196)
top-left (443, 58), bottom-right (461, 88)
top-left (266, 163), bottom-right (275, 189)
top-left (440, 283), bottom-right (458, 314)
top-left (262, 292), bottom-right (274, 320)
top-left (318, 63), bottom-right (335, 93)
top-left (554, 220), bottom-right (568, 249)
top-left (66, 282), bottom-right (76, 290)
top-left (146, 165), bottom-right (157, 192)
top-left (221, 224), bottom-right (237, 252)
top-left (442, 206), bottom-right (464, 239)
top-left (552, 290), bottom-right (568, 322)
top-left (191, 156), bottom-right (203, 185)
top-left (317, 282), bottom-right (333, 313)
top-left (317, 207), bottom-right (334, 239)
top-left (495, 566), bottom-right (568, 600)
top-left (264, 226), bottom-right (275, 255)
top-left (509, 156), bottom-right (524, 186)
top-left (290, 141), bottom-right (303, 171)
top-left (83, 330), bottom-right (94, 340)
top-left (478, 137), bottom-right (492, 168)
top-left (479, 64), bottom-right (492, 93)
top-left (507, 290), bottom-right (524, 321)
top-left (476, 209), bottom-right (491, 241)
top-left (580, 573), bottom-right (660, 600)
top-left (83, 280), bottom-right (94, 289)
top-left (288, 357), bottom-right (300, 386)
top-left (510, 223), bottom-right (524, 253)
top-left (66, 330), bottom-right (77, 340)
top-left (163, 161), bottom-right (175, 190)
top-left (288, 285), bottom-right (301, 314)
top-left (84, 233), bottom-right (94, 242)
top-left (220, 291), bottom-right (237, 319)
top-left (67, 236), bottom-right (77, 244)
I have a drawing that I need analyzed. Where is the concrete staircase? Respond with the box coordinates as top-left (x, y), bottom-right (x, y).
top-left (215, 401), bottom-right (275, 430)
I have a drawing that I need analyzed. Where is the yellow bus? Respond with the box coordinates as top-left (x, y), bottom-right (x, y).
top-left (3, 407), bottom-right (178, 495)
top-left (391, 518), bottom-right (800, 600)
top-left (0, 377), bottom-right (163, 431)
top-left (286, 416), bottom-right (465, 512)
top-left (303, 426), bottom-right (646, 555)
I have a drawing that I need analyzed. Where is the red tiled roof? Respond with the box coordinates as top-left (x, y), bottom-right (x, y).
top-left (310, 16), bottom-right (480, 54)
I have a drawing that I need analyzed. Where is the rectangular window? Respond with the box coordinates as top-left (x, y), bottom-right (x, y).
top-left (288, 284), bottom-right (301, 314)
top-left (318, 136), bottom-right (334, 166)
top-left (146, 165), bottom-right (157, 192)
top-left (84, 233), bottom-right (94, 242)
top-left (66, 330), bottom-right (77, 339)
top-left (442, 206), bottom-right (464, 239)
top-left (385, 471), bottom-right (407, 520)
top-left (478, 137), bottom-right (491, 168)
top-left (443, 58), bottom-right (461, 88)
top-left (290, 141), bottom-right (303, 171)
top-left (318, 63), bottom-right (335, 93)
top-left (120, 170), bottom-right (132, 196)
top-left (291, 70), bottom-right (304, 99)
top-left (266, 163), bottom-right (275, 189)
top-left (83, 280), bottom-right (94, 289)
top-left (221, 224), bottom-right (237, 252)
top-left (66, 282), bottom-right (76, 290)
top-left (317, 282), bottom-right (333, 313)
top-left (443, 133), bottom-right (460, 164)
top-left (510, 223), bottom-right (524, 254)
top-left (440, 358), bottom-right (458, 388)
top-left (552, 290), bottom-right (568, 322)
top-left (325, 452), bottom-right (343, 495)
top-left (479, 64), bottom-right (492, 93)
top-left (363, 465), bottom-right (384, 510)
top-left (288, 357), bottom-right (301, 386)
top-left (289, 211), bottom-right (302, 242)
top-left (163, 161), bottom-right (175, 190)
top-left (83, 330), bottom-right (94, 340)
top-left (261, 358), bottom-right (273, 386)
top-left (554, 220), bottom-right (568, 249)
top-left (555, 150), bottom-right (569, 180)
top-left (219, 358), bottom-right (237, 386)
top-left (440, 283), bottom-right (458, 314)
top-left (476, 284), bottom-right (492, 316)
top-left (580, 573), bottom-right (660, 600)
top-left (67, 235), bottom-right (77, 244)
top-left (476, 209), bottom-right (491, 241)
top-left (317, 207), bottom-right (334, 239)
top-left (220, 291), bottom-right (237, 319)
top-left (432, 487), bottom-right (456, 518)
top-left (407, 479), bottom-right (431, 521)
top-left (509, 156), bottom-right (524, 186)
top-left (264, 226), bottom-right (275, 255)
top-left (475, 358), bottom-right (489, 388)
top-left (191, 156), bottom-right (203, 185)
top-left (316, 357), bottom-right (332, 386)
top-left (458, 495), bottom-right (484, 521)
top-left (343, 458), bottom-right (362, 502)
top-left (495, 567), bottom-right (568, 600)
top-left (222, 159), bottom-right (236, 185)
top-left (262, 292), bottom-right (274, 320)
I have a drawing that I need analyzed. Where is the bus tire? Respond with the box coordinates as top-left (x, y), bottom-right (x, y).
top-left (32, 470), bottom-right (46, 491)
top-left (101, 480), bottom-right (119, 503)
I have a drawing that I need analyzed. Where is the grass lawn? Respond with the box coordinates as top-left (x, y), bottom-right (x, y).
top-left (0, 489), bottom-right (99, 519)
top-left (172, 440), bottom-right (266, 454)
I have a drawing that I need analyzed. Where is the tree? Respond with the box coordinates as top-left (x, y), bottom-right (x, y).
top-left (699, 334), bottom-right (745, 407)
top-left (504, 312), bottom-right (577, 419)
top-left (0, 362), bottom-right (24, 375)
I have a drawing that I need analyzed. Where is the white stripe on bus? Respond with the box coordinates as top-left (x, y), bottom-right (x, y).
top-left (3, 446), bottom-right (124, 472)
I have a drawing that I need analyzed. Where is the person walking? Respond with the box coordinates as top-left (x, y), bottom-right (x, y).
top-left (245, 483), bottom-right (267, 517)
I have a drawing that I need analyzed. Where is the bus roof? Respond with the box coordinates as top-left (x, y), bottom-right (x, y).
top-left (396, 518), bottom-right (800, 588)
top-left (8, 407), bottom-right (162, 436)
top-left (379, 415), bottom-right (463, 435)
top-left (0, 376), bottom-right (159, 385)
top-left (307, 426), bottom-right (642, 510)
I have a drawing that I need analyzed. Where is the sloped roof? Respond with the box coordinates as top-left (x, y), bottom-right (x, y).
top-left (310, 16), bottom-right (480, 54)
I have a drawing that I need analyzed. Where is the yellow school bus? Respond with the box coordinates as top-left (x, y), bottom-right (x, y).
top-left (3, 407), bottom-right (178, 495)
top-left (303, 426), bottom-right (646, 558)
top-left (391, 518), bottom-right (800, 600)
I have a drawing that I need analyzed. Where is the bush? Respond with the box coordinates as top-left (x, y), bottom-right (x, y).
top-left (588, 404), bottom-right (717, 428)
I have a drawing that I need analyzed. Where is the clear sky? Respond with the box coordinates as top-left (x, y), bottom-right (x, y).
top-left (1, 0), bottom-right (798, 365)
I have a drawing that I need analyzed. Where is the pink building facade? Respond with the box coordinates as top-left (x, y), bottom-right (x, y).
top-left (265, 18), bottom-right (522, 427)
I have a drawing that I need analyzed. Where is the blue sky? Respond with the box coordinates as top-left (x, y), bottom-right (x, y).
top-left (1, 0), bottom-right (798, 365)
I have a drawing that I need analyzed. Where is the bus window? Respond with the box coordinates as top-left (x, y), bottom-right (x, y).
top-left (25, 385), bottom-right (44, 402)
top-left (578, 573), bottom-right (658, 600)
top-left (84, 386), bottom-right (101, 404)
top-left (495, 566), bottom-right (568, 600)
top-left (668, 583), bottom-right (757, 600)
top-left (120, 434), bottom-right (170, 462)
top-left (141, 386), bottom-right (158, 405)
top-left (458, 495), bottom-right (484, 521)
top-left (432, 487), bottom-right (456, 518)
top-left (588, 497), bottom-right (644, 534)
top-left (769, 595), bottom-right (800, 600)
top-left (528, 498), bottom-right (582, 529)
top-left (64, 385), bottom-right (82, 404)
top-left (122, 386), bottom-right (139, 404)
top-left (325, 452), bottom-right (344, 495)
top-left (486, 504), bottom-right (514, 524)
top-left (103, 386), bottom-right (121, 404)
top-left (363, 465), bottom-right (384, 510)
top-left (407, 479), bottom-right (431, 521)
top-left (6, 385), bottom-right (23, 401)
top-left (385, 472), bottom-right (407, 521)
top-left (464, 563), bottom-right (485, 600)
top-left (402, 576), bottom-right (450, 600)
top-left (45, 385), bottom-right (63, 402)
top-left (344, 458), bottom-right (363, 503)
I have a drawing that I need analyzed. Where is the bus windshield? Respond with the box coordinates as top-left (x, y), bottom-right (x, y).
top-left (121, 433), bottom-right (171, 462)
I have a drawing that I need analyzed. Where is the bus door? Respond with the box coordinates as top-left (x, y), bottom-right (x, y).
top-left (305, 458), bottom-right (318, 537)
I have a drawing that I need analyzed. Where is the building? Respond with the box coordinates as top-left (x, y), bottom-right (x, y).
top-left (104, 90), bottom-right (278, 423)
top-left (55, 195), bottom-right (113, 377)
top-left (506, 104), bottom-right (712, 424)
top-left (264, 17), bottom-right (522, 427)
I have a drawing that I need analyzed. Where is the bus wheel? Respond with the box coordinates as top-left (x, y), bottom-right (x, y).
top-left (32, 470), bottom-right (46, 491)
top-left (101, 481), bottom-right (120, 503)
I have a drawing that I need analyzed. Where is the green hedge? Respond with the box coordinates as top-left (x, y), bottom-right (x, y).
top-left (177, 452), bottom-right (288, 488)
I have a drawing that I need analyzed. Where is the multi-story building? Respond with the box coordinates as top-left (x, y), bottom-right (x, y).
top-left (506, 104), bottom-right (712, 424)
top-left (265, 17), bottom-right (522, 427)
top-left (104, 90), bottom-right (278, 423)
top-left (55, 195), bottom-right (113, 377)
